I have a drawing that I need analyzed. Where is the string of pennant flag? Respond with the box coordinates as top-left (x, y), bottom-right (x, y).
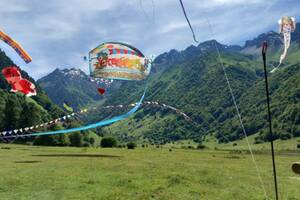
top-left (0, 101), bottom-right (191, 137)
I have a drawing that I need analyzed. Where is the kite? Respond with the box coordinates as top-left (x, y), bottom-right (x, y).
top-left (88, 42), bottom-right (151, 80)
top-left (2, 66), bottom-right (36, 96)
top-left (271, 16), bottom-right (296, 73)
top-left (0, 30), bottom-right (32, 63)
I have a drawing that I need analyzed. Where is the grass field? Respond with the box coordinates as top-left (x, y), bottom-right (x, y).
top-left (0, 144), bottom-right (299, 200)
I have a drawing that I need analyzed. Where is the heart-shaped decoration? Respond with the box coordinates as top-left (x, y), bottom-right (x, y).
top-left (97, 88), bottom-right (106, 95)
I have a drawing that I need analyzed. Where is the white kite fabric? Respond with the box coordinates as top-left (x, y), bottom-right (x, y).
top-left (0, 101), bottom-right (191, 137)
top-left (279, 17), bottom-right (295, 63)
top-left (272, 17), bottom-right (296, 73)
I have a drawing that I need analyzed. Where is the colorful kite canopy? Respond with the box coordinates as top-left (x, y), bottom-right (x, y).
top-left (0, 30), bottom-right (32, 64)
top-left (2, 66), bottom-right (36, 96)
top-left (88, 42), bottom-right (151, 80)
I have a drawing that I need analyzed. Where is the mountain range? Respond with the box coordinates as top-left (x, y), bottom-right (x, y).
top-left (20, 23), bottom-right (300, 144)
top-left (37, 68), bottom-right (102, 110)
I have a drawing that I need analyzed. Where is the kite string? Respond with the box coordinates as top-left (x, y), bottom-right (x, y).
top-left (178, 0), bottom-right (198, 43)
top-left (151, 0), bottom-right (155, 24)
top-left (205, 18), bottom-right (269, 199)
top-left (139, 0), bottom-right (156, 25)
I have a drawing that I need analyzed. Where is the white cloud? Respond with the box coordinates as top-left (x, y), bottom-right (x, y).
top-left (213, 0), bottom-right (264, 4)
top-left (0, 0), bottom-right (299, 79)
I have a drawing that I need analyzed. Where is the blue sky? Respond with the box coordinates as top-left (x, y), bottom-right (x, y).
top-left (0, 0), bottom-right (299, 79)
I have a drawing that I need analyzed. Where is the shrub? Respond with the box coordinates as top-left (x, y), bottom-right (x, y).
top-left (89, 137), bottom-right (95, 146)
top-left (279, 132), bottom-right (292, 140)
top-left (254, 139), bottom-right (263, 144)
top-left (197, 144), bottom-right (206, 150)
top-left (33, 135), bottom-right (59, 146)
top-left (100, 137), bottom-right (117, 148)
top-left (69, 132), bottom-right (83, 147)
top-left (127, 142), bottom-right (136, 149)
top-left (82, 142), bottom-right (90, 147)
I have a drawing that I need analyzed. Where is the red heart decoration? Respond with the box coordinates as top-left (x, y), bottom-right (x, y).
top-left (97, 88), bottom-right (106, 95)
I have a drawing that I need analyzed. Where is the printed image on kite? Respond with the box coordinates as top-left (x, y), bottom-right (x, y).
top-left (89, 42), bottom-right (151, 81)
top-left (271, 16), bottom-right (296, 73)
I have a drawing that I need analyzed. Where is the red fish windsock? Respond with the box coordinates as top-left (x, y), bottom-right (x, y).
top-left (2, 66), bottom-right (36, 96)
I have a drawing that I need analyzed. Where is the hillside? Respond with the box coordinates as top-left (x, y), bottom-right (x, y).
top-left (99, 49), bottom-right (264, 143)
top-left (98, 28), bottom-right (300, 144)
top-left (0, 50), bottom-right (65, 132)
top-left (0, 49), bottom-right (99, 147)
top-left (236, 61), bottom-right (300, 143)
top-left (36, 24), bottom-right (300, 145)
top-left (37, 68), bottom-right (103, 110)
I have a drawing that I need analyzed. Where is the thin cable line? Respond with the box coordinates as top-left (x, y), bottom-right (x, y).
top-left (205, 18), bottom-right (269, 199)
top-left (139, 0), bottom-right (156, 25)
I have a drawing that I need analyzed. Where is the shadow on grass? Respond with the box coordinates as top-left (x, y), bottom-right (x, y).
top-left (1, 147), bottom-right (11, 150)
top-left (14, 160), bottom-right (42, 163)
top-left (31, 154), bottom-right (121, 158)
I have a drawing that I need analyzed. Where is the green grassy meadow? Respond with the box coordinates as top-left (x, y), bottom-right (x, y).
top-left (0, 144), bottom-right (299, 200)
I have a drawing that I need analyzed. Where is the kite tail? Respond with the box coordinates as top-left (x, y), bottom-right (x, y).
top-left (279, 32), bottom-right (291, 64)
top-left (179, 0), bottom-right (198, 43)
top-left (279, 50), bottom-right (286, 64)
top-left (1, 80), bottom-right (149, 139)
